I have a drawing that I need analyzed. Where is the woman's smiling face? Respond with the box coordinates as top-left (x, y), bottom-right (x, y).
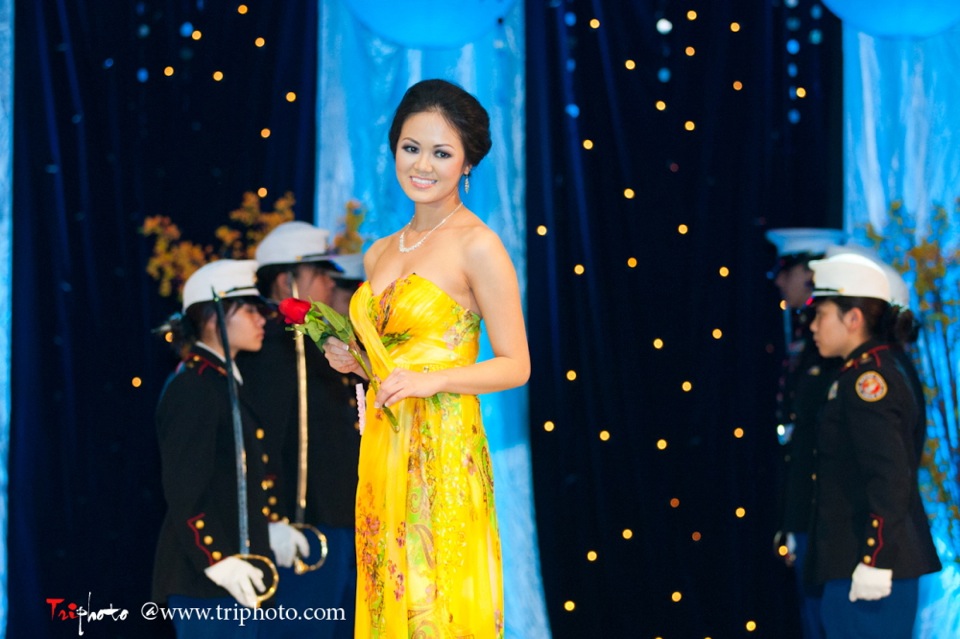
top-left (394, 110), bottom-right (468, 208)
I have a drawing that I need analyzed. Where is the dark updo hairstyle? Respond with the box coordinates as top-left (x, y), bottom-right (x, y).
top-left (388, 79), bottom-right (492, 169)
top-left (160, 297), bottom-right (257, 357)
top-left (831, 296), bottom-right (921, 346)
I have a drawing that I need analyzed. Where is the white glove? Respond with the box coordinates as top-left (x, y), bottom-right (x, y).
top-left (268, 521), bottom-right (310, 568)
top-left (204, 556), bottom-right (266, 608)
top-left (848, 562), bottom-right (893, 602)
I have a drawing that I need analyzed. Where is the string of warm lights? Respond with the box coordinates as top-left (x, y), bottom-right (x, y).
top-left (533, 4), bottom-right (771, 636)
top-left (129, 3), bottom-right (302, 395)
top-left (131, 2), bottom-right (294, 215)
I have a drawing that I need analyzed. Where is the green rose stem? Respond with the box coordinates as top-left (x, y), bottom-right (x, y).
top-left (341, 340), bottom-right (399, 432)
top-left (282, 298), bottom-right (399, 432)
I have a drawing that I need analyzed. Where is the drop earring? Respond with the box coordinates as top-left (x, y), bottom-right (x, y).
top-left (464, 174), bottom-right (470, 194)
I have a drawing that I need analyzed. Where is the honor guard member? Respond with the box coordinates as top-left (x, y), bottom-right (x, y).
top-left (807, 253), bottom-right (941, 639)
top-left (153, 260), bottom-right (287, 638)
top-left (823, 244), bottom-right (927, 465)
top-left (236, 221), bottom-right (361, 639)
top-left (766, 228), bottom-right (846, 639)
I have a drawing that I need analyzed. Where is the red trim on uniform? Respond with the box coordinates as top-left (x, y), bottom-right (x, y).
top-left (841, 345), bottom-right (891, 373)
top-left (190, 353), bottom-right (228, 377)
top-left (870, 512), bottom-right (885, 565)
top-left (187, 513), bottom-right (216, 565)
top-left (869, 345), bottom-right (889, 367)
top-left (175, 354), bottom-right (228, 377)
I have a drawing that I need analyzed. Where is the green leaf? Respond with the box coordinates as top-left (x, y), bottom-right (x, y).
top-left (311, 301), bottom-right (355, 343)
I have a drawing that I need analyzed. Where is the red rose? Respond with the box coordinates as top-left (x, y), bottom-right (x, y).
top-left (278, 297), bottom-right (312, 324)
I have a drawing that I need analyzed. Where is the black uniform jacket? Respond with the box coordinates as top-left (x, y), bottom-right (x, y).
top-left (236, 316), bottom-right (362, 529)
top-left (808, 339), bottom-right (941, 584)
top-left (152, 345), bottom-right (273, 603)
top-left (779, 312), bottom-right (842, 532)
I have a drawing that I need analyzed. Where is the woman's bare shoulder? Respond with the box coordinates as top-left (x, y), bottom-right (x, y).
top-left (458, 214), bottom-right (506, 257)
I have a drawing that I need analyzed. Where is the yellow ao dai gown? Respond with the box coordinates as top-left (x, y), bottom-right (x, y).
top-left (349, 274), bottom-right (504, 639)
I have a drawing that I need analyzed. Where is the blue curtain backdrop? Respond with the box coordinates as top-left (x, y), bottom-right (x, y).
top-left (18, 1), bottom-right (952, 637)
top-left (0, 0), bottom-right (11, 634)
top-left (842, 22), bottom-right (960, 637)
top-left (314, 2), bottom-right (549, 638)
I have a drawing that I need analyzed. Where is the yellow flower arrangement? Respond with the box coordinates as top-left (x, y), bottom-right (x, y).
top-left (141, 191), bottom-right (296, 300)
top-left (333, 199), bottom-right (366, 255)
top-left (143, 193), bottom-right (369, 302)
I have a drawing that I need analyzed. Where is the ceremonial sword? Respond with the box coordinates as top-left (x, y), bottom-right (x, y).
top-left (212, 287), bottom-right (279, 605)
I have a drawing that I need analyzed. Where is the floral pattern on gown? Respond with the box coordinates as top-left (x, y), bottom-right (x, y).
top-left (350, 273), bottom-right (504, 639)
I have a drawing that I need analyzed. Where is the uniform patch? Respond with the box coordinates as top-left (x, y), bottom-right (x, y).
top-left (827, 380), bottom-right (838, 400)
top-left (855, 371), bottom-right (888, 402)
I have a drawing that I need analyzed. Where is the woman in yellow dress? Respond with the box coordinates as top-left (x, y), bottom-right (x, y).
top-left (324, 79), bottom-right (530, 638)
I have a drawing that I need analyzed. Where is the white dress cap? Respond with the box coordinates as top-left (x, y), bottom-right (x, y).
top-left (824, 243), bottom-right (910, 307)
top-left (809, 253), bottom-right (891, 302)
top-left (182, 259), bottom-right (260, 311)
top-left (256, 221), bottom-right (334, 267)
top-left (765, 227), bottom-right (848, 257)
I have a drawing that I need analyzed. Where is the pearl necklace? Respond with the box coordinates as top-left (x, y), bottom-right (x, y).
top-left (398, 202), bottom-right (463, 253)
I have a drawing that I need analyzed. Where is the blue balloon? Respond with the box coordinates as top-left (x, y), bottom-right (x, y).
top-left (343, 0), bottom-right (519, 49)
top-left (822, 0), bottom-right (960, 37)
